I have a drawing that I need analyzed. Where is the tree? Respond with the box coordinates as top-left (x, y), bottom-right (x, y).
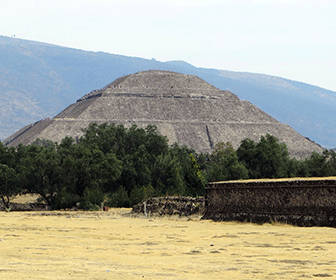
top-left (169, 144), bottom-right (206, 196)
top-left (327, 150), bottom-right (336, 175)
top-left (19, 144), bottom-right (61, 208)
top-left (80, 123), bottom-right (169, 159)
top-left (0, 164), bottom-right (19, 210)
top-left (237, 138), bottom-right (257, 178)
top-left (238, 135), bottom-right (291, 179)
top-left (0, 142), bottom-right (16, 167)
top-left (303, 150), bottom-right (336, 177)
top-left (206, 142), bottom-right (248, 182)
top-left (152, 153), bottom-right (185, 196)
top-left (56, 139), bottom-right (122, 209)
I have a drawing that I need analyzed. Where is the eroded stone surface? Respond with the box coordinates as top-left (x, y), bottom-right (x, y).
top-left (204, 178), bottom-right (336, 227)
top-left (4, 70), bottom-right (323, 158)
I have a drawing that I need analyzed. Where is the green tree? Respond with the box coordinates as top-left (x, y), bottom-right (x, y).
top-left (169, 144), bottom-right (206, 196)
top-left (0, 164), bottom-right (18, 210)
top-left (237, 138), bottom-right (257, 178)
top-left (238, 135), bottom-right (290, 179)
top-left (327, 150), bottom-right (336, 175)
top-left (129, 184), bottom-right (155, 206)
top-left (0, 142), bottom-right (16, 167)
top-left (152, 153), bottom-right (185, 196)
top-left (80, 123), bottom-right (169, 205)
top-left (303, 150), bottom-right (336, 177)
top-left (19, 144), bottom-right (61, 208)
top-left (106, 186), bottom-right (129, 207)
top-left (80, 123), bottom-right (168, 159)
top-left (206, 142), bottom-right (248, 182)
top-left (57, 139), bottom-right (121, 209)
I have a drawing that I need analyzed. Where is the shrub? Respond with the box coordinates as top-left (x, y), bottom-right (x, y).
top-left (106, 186), bottom-right (129, 207)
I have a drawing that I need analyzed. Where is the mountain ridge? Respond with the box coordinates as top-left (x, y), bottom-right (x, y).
top-left (0, 35), bottom-right (335, 147)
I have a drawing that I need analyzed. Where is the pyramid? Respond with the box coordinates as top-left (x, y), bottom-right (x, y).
top-left (4, 70), bottom-right (322, 158)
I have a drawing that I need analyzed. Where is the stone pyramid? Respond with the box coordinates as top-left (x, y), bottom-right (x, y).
top-left (5, 70), bottom-right (322, 158)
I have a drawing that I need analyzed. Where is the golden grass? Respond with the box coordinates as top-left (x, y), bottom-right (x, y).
top-left (11, 193), bottom-right (42, 204)
top-left (213, 176), bottom-right (336, 184)
top-left (0, 209), bottom-right (335, 279)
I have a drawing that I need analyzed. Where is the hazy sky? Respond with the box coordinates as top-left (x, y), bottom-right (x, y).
top-left (1, 0), bottom-right (335, 91)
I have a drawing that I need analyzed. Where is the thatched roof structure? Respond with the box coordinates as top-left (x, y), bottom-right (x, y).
top-left (4, 70), bottom-right (322, 158)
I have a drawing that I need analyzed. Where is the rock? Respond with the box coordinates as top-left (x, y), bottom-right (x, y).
top-left (132, 196), bottom-right (205, 216)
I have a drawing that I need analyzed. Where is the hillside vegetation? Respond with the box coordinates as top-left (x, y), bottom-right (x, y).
top-left (1, 36), bottom-right (336, 147)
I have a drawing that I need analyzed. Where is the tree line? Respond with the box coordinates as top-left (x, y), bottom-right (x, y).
top-left (0, 123), bottom-right (335, 210)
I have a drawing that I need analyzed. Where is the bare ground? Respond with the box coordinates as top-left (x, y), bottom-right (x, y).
top-left (0, 209), bottom-right (335, 279)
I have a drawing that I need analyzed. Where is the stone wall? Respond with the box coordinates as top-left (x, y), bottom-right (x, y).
top-left (203, 178), bottom-right (336, 227)
top-left (0, 201), bottom-right (48, 211)
top-left (132, 196), bottom-right (204, 216)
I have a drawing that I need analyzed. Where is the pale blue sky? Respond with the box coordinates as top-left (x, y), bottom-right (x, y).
top-left (1, 0), bottom-right (335, 91)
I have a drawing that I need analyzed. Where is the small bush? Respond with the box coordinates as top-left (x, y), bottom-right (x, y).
top-left (129, 185), bottom-right (155, 206)
top-left (79, 187), bottom-right (104, 210)
top-left (106, 186), bottom-right (129, 207)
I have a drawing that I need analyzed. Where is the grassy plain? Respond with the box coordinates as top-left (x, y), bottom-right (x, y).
top-left (219, 176), bottom-right (336, 184)
top-left (0, 209), bottom-right (335, 280)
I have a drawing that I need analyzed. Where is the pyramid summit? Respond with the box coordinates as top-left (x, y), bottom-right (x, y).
top-left (5, 70), bottom-right (322, 158)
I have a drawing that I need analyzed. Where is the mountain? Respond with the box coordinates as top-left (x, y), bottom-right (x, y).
top-left (5, 70), bottom-right (322, 158)
top-left (0, 35), bottom-right (335, 148)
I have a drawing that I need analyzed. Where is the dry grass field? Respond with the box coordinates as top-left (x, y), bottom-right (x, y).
top-left (0, 209), bottom-right (336, 280)
top-left (220, 176), bottom-right (336, 184)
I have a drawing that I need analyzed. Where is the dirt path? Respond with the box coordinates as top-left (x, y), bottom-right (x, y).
top-left (0, 209), bottom-right (335, 279)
